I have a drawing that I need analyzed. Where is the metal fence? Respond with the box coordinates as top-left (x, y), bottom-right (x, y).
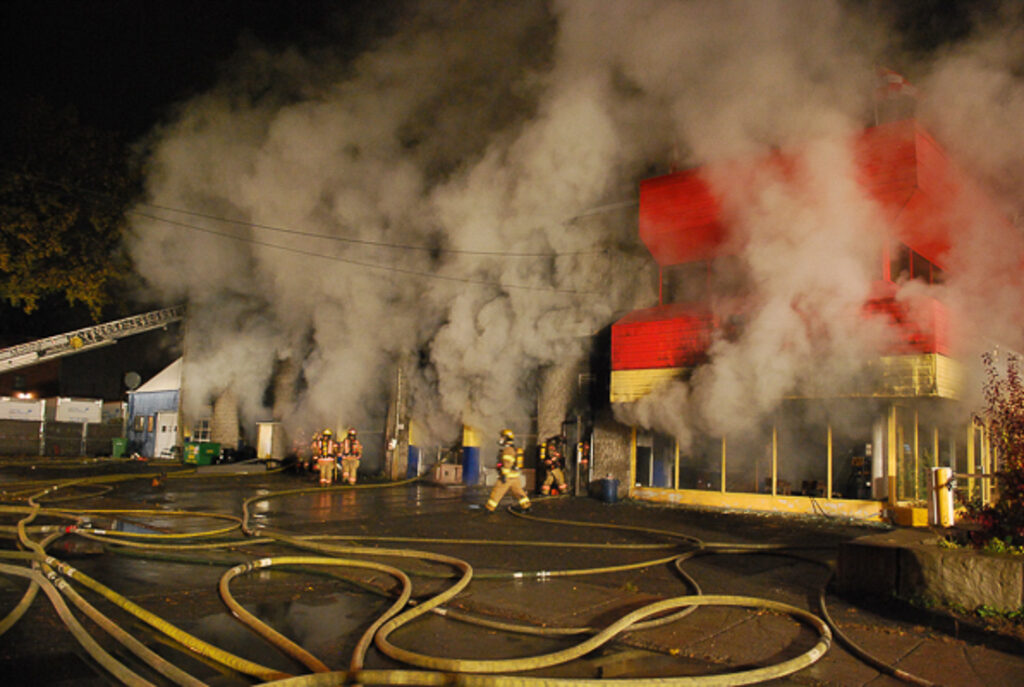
top-left (0, 419), bottom-right (123, 457)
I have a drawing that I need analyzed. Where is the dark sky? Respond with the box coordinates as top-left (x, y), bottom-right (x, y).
top-left (0, 0), bottom-right (994, 139)
top-left (0, 1), bottom-right (401, 342)
top-left (0, 0), bottom-right (392, 138)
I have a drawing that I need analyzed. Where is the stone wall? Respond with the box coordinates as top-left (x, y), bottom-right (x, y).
top-left (592, 410), bottom-right (632, 499)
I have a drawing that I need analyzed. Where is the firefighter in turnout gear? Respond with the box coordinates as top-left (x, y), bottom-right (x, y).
top-left (577, 439), bottom-right (590, 487)
top-left (485, 429), bottom-right (531, 513)
top-left (540, 434), bottom-right (569, 496)
top-left (312, 429), bottom-right (339, 486)
top-left (339, 428), bottom-right (362, 485)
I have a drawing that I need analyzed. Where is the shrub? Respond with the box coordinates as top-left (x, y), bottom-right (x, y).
top-left (964, 353), bottom-right (1024, 547)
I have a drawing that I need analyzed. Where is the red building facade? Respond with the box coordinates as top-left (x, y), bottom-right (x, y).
top-left (609, 119), bottom-right (1003, 521)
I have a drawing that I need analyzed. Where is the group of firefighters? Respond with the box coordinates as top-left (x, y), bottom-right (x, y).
top-left (302, 425), bottom-right (591, 512)
top-left (309, 428), bottom-right (363, 486)
top-left (484, 429), bottom-right (590, 513)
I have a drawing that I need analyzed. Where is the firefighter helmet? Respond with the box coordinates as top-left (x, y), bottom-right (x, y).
top-left (322, 429), bottom-right (333, 437)
top-left (347, 427), bottom-right (357, 437)
top-left (499, 429), bottom-right (515, 446)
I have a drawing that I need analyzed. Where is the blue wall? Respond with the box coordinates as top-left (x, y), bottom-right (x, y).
top-left (126, 390), bottom-right (178, 457)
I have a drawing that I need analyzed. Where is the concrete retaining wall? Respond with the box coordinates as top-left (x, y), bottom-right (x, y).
top-left (837, 529), bottom-right (1024, 612)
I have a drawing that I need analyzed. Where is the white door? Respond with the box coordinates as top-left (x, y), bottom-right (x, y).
top-left (153, 411), bottom-right (179, 458)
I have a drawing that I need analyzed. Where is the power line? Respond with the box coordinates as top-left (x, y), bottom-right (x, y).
top-left (4, 168), bottom-right (627, 295)
top-left (142, 201), bottom-right (615, 257)
top-left (4, 169), bottom-right (632, 258)
top-left (130, 210), bottom-right (605, 296)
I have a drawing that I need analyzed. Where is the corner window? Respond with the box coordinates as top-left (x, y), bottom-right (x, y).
top-left (889, 241), bottom-right (943, 285)
top-left (890, 243), bottom-right (911, 282)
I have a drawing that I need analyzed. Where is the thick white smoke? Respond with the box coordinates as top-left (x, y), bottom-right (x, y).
top-left (128, 1), bottom-right (1024, 458)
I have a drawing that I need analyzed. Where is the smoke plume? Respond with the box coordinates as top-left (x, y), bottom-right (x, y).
top-left (128, 1), bottom-right (1024, 460)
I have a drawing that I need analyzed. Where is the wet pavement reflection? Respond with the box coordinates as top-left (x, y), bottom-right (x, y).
top-left (2, 461), bottom-right (1023, 686)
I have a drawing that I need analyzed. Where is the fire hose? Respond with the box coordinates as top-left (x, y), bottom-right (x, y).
top-left (0, 471), bottom-right (943, 686)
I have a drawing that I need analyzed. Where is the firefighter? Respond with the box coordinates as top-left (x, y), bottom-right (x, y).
top-left (485, 429), bottom-right (531, 513)
top-left (577, 439), bottom-right (590, 483)
top-left (339, 428), bottom-right (362, 485)
top-left (312, 429), bottom-right (339, 486)
top-left (306, 432), bottom-right (322, 472)
top-left (540, 434), bottom-right (569, 496)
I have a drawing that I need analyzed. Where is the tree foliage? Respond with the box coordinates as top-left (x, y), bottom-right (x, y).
top-left (966, 352), bottom-right (1024, 547)
top-left (0, 98), bottom-right (139, 320)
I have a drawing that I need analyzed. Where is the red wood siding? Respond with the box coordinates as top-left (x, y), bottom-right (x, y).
top-left (612, 290), bottom-right (947, 374)
top-left (617, 120), bottom-right (1002, 381)
top-left (862, 295), bottom-right (949, 356)
top-left (638, 171), bottom-right (726, 266)
top-left (637, 120), bottom-right (965, 270)
top-left (612, 304), bottom-right (716, 370)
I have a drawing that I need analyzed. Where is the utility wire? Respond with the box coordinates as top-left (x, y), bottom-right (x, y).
top-left (142, 201), bottom-right (616, 257)
top-left (130, 210), bottom-right (604, 295)
top-left (4, 169), bottom-right (633, 258)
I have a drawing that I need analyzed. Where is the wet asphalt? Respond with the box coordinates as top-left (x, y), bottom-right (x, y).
top-left (1, 458), bottom-right (1022, 686)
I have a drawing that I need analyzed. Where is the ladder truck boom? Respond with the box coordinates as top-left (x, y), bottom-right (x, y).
top-left (0, 305), bottom-right (185, 372)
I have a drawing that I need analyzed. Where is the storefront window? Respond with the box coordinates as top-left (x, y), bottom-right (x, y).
top-left (725, 427), bottom-right (773, 494)
top-left (635, 430), bottom-right (676, 488)
top-left (679, 434), bottom-right (721, 490)
top-left (631, 401), bottom-right (975, 508)
top-left (776, 413), bottom-right (828, 496)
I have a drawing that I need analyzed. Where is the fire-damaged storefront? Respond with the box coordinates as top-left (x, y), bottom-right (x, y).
top-left (609, 119), bottom-right (1002, 523)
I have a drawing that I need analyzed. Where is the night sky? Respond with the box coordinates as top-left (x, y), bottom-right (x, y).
top-left (0, 1), bottom-right (992, 138)
top-left (0, 1), bottom-right (400, 395)
top-left (0, 1), bottom-right (382, 330)
top-left (1, 0), bottom-right (392, 137)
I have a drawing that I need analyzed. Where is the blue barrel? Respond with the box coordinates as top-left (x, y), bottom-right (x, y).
top-left (462, 447), bottom-right (480, 484)
top-left (599, 478), bottom-right (619, 503)
top-left (462, 426), bottom-right (480, 485)
top-left (406, 445), bottom-right (421, 478)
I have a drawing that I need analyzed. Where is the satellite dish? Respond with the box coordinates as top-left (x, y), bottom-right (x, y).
top-left (124, 371), bottom-right (142, 390)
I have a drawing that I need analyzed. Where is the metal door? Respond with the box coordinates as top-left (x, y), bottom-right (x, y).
top-left (153, 411), bottom-right (178, 458)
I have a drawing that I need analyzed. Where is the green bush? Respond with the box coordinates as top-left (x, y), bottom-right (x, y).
top-left (964, 353), bottom-right (1024, 548)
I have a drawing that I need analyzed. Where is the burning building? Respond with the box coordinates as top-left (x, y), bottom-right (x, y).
top-left (604, 115), bottom-right (1009, 522)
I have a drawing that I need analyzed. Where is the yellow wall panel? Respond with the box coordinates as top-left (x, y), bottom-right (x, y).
top-left (610, 367), bottom-right (684, 403)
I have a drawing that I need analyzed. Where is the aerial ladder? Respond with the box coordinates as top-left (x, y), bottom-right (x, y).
top-left (0, 305), bottom-right (185, 372)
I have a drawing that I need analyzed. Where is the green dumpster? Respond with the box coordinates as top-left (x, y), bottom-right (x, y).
top-left (111, 437), bottom-right (127, 458)
top-left (183, 442), bottom-right (221, 466)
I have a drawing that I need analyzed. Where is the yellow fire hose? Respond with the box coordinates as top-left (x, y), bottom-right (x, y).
top-left (0, 472), bottom-right (941, 686)
top-left (0, 562), bottom-right (160, 687)
top-left (220, 555), bottom-right (415, 672)
top-left (11, 484), bottom-right (289, 682)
